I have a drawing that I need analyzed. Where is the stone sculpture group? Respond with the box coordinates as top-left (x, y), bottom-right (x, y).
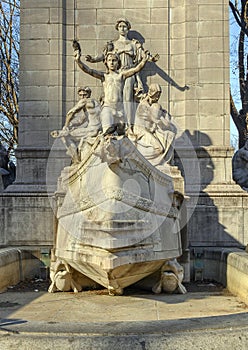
top-left (49, 18), bottom-right (186, 295)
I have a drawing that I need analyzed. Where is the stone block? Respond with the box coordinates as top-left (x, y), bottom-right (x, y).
top-left (198, 53), bottom-right (227, 68)
top-left (124, 9), bottom-right (151, 24)
top-left (198, 21), bottom-right (224, 38)
top-left (243, 211), bottom-right (248, 244)
top-left (227, 252), bottom-right (248, 305)
top-left (65, 10), bottom-right (75, 25)
top-left (75, 71), bottom-right (99, 88)
top-left (76, 0), bottom-right (98, 9)
top-left (151, 8), bottom-right (168, 24)
top-left (171, 23), bottom-right (186, 39)
top-left (185, 22), bottom-right (199, 38)
top-left (198, 37), bottom-right (225, 53)
top-left (77, 25), bottom-right (97, 40)
top-left (19, 101), bottom-right (49, 116)
top-left (185, 115), bottom-right (198, 131)
top-left (171, 100), bottom-right (185, 117)
top-left (48, 70), bottom-right (63, 87)
top-left (20, 71), bottom-right (49, 87)
top-left (149, 39), bottom-right (168, 55)
top-left (199, 5), bottom-right (225, 21)
top-left (124, 0), bottom-right (150, 8)
top-left (151, 0), bottom-right (169, 7)
top-left (21, 39), bottom-right (50, 55)
top-left (21, 0), bottom-right (62, 8)
top-left (48, 24), bottom-right (61, 39)
top-left (21, 8), bottom-right (50, 24)
top-left (197, 83), bottom-right (225, 100)
top-left (21, 24), bottom-right (50, 40)
top-left (199, 100), bottom-right (224, 116)
top-left (20, 54), bottom-right (59, 71)
top-left (184, 68), bottom-right (198, 83)
top-left (170, 0), bottom-right (184, 7)
top-left (49, 7), bottom-right (62, 24)
top-left (185, 53), bottom-right (198, 68)
top-left (197, 0), bottom-right (225, 3)
top-left (185, 100), bottom-right (198, 116)
top-left (170, 54), bottom-right (185, 69)
top-left (96, 9), bottom-right (120, 25)
top-left (185, 5), bottom-right (198, 22)
top-left (49, 39), bottom-right (65, 56)
top-left (199, 115), bottom-right (224, 130)
top-left (199, 68), bottom-right (225, 84)
top-left (170, 7), bottom-right (185, 24)
top-left (3, 197), bottom-right (53, 245)
top-left (188, 205), bottom-right (240, 247)
top-left (199, 130), bottom-right (224, 146)
top-left (0, 208), bottom-right (5, 245)
top-left (20, 86), bottom-right (49, 101)
top-left (22, 131), bottom-right (49, 146)
top-left (212, 158), bottom-right (229, 183)
top-left (48, 100), bottom-right (62, 117)
top-left (171, 39), bottom-right (186, 54)
top-left (134, 24), bottom-right (168, 40)
top-left (20, 116), bottom-right (50, 132)
top-left (97, 0), bottom-right (124, 8)
top-left (76, 9), bottom-right (97, 25)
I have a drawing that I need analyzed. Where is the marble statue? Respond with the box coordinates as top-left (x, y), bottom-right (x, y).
top-left (0, 143), bottom-right (16, 190)
top-left (85, 17), bottom-right (159, 126)
top-left (152, 259), bottom-right (187, 294)
top-left (49, 19), bottom-right (186, 295)
top-left (74, 43), bottom-right (149, 134)
top-left (51, 86), bottom-right (102, 162)
top-left (131, 83), bottom-right (177, 168)
top-left (232, 138), bottom-right (248, 190)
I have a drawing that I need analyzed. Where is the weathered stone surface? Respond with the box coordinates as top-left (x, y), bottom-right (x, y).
top-left (2, 0), bottom-right (245, 265)
top-left (0, 248), bottom-right (43, 292)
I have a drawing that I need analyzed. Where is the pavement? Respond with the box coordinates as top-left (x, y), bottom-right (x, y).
top-left (0, 282), bottom-right (248, 349)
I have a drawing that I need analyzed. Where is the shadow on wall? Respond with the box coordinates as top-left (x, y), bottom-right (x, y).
top-left (129, 30), bottom-right (189, 93)
top-left (175, 129), bottom-right (243, 249)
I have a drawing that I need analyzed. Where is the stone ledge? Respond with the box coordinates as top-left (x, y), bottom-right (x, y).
top-left (0, 248), bottom-right (44, 292)
top-left (190, 247), bottom-right (248, 304)
top-left (227, 251), bottom-right (248, 305)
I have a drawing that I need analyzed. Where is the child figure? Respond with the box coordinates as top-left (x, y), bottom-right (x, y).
top-left (74, 45), bottom-right (148, 135)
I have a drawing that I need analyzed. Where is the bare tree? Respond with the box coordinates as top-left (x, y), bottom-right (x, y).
top-left (229, 0), bottom-right (248, 149)
top-left (0, 0), bottom-right (19, 157)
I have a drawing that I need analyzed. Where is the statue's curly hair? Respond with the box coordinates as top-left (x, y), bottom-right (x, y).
top-left (104, 52), bottom-right (121, 71)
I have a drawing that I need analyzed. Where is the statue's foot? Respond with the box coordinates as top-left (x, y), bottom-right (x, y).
top-left (108, 285), bottom-right (124, 296)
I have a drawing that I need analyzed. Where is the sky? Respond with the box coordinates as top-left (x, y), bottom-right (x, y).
top-left (229, 6), bottom-right (243, 149)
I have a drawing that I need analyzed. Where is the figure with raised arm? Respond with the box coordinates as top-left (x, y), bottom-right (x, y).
top-left (84, 18), bottom-right (159, 126)
top-left (74, 44), bottom-right (149, 135)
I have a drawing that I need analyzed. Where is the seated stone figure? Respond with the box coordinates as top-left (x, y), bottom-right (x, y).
top-left (0, 143), bottom-right (16, 190)
top-left (132, 83), bottom-right (177, 168)
top-left (51, 86), bottom-right (102, 162)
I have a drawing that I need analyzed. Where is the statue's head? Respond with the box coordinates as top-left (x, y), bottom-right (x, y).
top-left (104, 52), bottom-right (121, 71)
top-left (78, 86), bottom-right (91, 98)
top-left (115, 17), bottom-right (131, 33)
top-left (148, 83), bottom-right (162, 103)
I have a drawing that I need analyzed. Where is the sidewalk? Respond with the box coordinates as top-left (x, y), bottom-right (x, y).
top-left (0, 283), bottom-right (248, 349)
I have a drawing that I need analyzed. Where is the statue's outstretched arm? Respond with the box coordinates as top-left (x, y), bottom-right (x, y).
top-left (85, 53), bottom-right (104, 63)
top-left (74, 50), bottom-right (104, 81)
top-left (64, 100), bottom-right (87, 127)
